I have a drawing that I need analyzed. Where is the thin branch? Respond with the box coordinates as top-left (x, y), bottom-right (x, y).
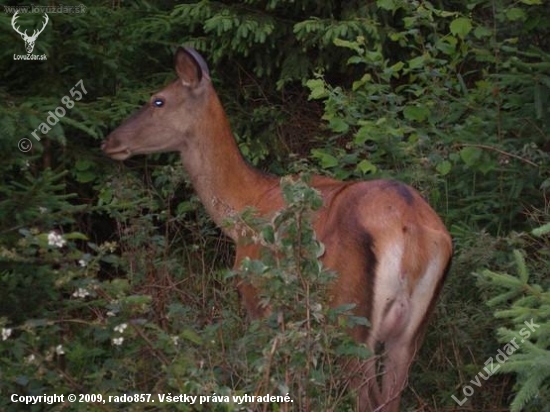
top-left (455, 143), bottom-right (538, 167)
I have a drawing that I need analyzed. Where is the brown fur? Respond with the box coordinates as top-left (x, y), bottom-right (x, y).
top-left (102, 47), bottom-right (453, 411)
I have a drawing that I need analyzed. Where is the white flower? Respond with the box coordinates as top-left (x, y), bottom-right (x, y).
top-left (2, 328), bottom-right (12, 341)
top-left (113, 323), bottom-right (127, 333)
top-left (106, 311), bottom-right (115, 317)
top-left (78, 259), bottom-right (87, 267)
top-left (47, 231), bottom-right (66, 248)
top-left (26, 354), bottom-right (36, 363)
top-left (72, 288), bottom-right (90, 298)
top-left (103, 241), bottom-right (117, 253)
top-left (112, 337), bottom-right (124, 346)
top-left (38, 206), bottom-right (48, 214)
top-left (171, 336), bottom-right (179, 346)
top-left (56, 345), bottom-right (65, 355)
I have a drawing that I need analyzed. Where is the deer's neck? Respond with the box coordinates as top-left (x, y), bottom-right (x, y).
top-left (179, 94), bottom-right (277, 238)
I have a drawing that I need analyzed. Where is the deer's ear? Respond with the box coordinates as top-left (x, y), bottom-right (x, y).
top-left (175, 47), bottom-right (210, 88)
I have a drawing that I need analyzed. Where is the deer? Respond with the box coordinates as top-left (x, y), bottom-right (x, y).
top-left (11, 11), bottom-right (49, 54)
top-left (102, 47), bottom-right (453, 411)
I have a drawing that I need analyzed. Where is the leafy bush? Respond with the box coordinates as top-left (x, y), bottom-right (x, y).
top-left (0, 174), bottom-right (366, 411)
top-left (306, 0), bottom-right (549, 234)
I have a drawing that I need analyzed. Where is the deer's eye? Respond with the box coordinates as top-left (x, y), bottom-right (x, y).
top-left (152, 98), bottom-right (165, 108)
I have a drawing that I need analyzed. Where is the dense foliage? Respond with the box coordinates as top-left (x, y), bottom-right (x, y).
top-left (0, 0), bottom-right (548, 410)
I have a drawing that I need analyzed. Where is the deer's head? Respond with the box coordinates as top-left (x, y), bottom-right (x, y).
top-left (12, 12), bottom-right (49, 54)
top-left (102, 47), bottom-right (213, 161)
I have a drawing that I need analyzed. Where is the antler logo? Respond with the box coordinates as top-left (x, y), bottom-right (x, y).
top-left (11, 11), bottom-right (49, 54)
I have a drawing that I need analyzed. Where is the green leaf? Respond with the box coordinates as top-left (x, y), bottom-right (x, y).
top-left (506, 8), bottom-right (527, 21)
top-left (329, 117), bottom-right (349, 133)
top-left (377, 0), bottom-right (398, 11)
top-left (241, 257), bottom-right (269, 274)
top-left (348, 315), bottom-right (371, 327)
top-left (474, 26), bottom-right (492, 39)
top-left (352, 73), bottom-right (372, 91)
top-left (436, 160), bottom-right (452, 176)
top-left (408, 54), bottom-right (426, 70)
top-left (356, 159), bottom-right (377, 175)
top-left (181, 328), bottom-right (202, 345)
top-left (74, 159), bottom-right (98, 183)
top-left (532, 222), bottom-right (550, 237)
top-left (459, 146), bottom-right (482, 167)
top-left (334, 38), bottom-right (363, 54)
top-left (306, 79), bottom-right (328, 100)
top-left (436, 37), bottom-right (458, 55)
top-left (354, 124), bottom-right (374, 145)
top-left (64, 232), bottom-right (89, 241)
top-left (332, 303), bottom-right (356, 314)
top-left (261, 225), bottom-right (275, 244)
top-left (336, 342), bottom-right (371, 359)
top-left (450, 17), bottom-right (472, 39)
top-left (387, 61), bottom-right (404, 76)
top-left (312, 149), bottom-right (339, 169)
top-left (403, 105), bottom-right (429, 122)
top-left (477, 159), bottom-right (496, 175)
top-left (75, 159), bottom-right (93, 171)
top-left (75, 170), bottom-right (96, 183)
